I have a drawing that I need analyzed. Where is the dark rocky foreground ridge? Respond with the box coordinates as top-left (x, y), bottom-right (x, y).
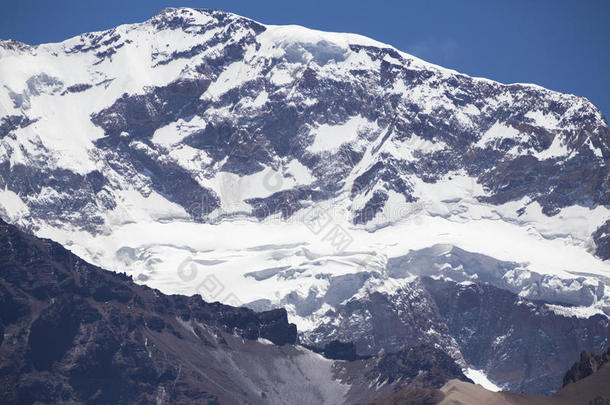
top-left (0, 218), bottom-right (295, 403)
top-left (0, 217), bottom-right (475, 404)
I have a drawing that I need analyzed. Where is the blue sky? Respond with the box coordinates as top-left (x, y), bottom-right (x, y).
top-left (2, 0), bottom-right (609, 120)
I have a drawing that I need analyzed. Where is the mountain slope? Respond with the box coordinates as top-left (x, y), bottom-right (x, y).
top-left (1, 7), bottom-right (608, 243)
top-left (302, 274), bottom-right (610, 394)
top-left (0, 7), bottom-right (609, 395)
top-left (434, 348), bottom-right (610, 405)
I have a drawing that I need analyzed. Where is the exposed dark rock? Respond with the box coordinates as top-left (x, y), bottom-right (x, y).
top-left (367, 346), bottom-right (471, 388)
top-left (91, 78), bottom-right (211, 141)
top-left (0, 115), bottom-right (36, 138)
top-left (246, 186), bottom-right (327, 219)
top-left (323, 340), bottom-right (359, 361)
top-left (302, 281), bottom-right (458, 359)
top-left (62, 83), bottom-right (93, 94)
top-left (0, 217), bottom-right (297, 404)
top-left (353, 189), bottom-right (389, 225)
top-left (303, 276), bottom-right (610, 395)
top-left (424, 278), bottom-right (610, 394)
top-left (593, 220), bottom-right (610, 260)
top-left (258, 308), bottom-right (298, 345)
top-left (563, 347), bottom-right (610, 387)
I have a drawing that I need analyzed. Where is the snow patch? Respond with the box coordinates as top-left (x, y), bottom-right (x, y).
top-left (545, 303), bottom-right (605, 319)
top-left (0, 188), bottom-right (29, 220)
top-left (464, 368), bottom-right (502, 392)
top-left (307, 115), bottom-right (373, 153)
top-left (475, 122), bottom-right (520, 148)
top-left (525, 110), bottom-right (560, 129)
top-left (285, 159), bottom-right (315, 185)
top-left (534, 134), bottom-right (570, 160)
top-left (152, 115), bottom-right (206, 146)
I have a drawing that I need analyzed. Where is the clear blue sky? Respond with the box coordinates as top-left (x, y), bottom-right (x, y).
top-left (2, 0), bottom-right (609, 120)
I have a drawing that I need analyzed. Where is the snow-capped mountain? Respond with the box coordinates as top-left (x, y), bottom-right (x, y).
top-left (0, 7), bottom-right (609, 394)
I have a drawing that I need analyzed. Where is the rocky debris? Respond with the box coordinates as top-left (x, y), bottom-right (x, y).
top-left (364, 387), bottom-right (443, 405)
top-left (562, 347), bottom-right (610, 387)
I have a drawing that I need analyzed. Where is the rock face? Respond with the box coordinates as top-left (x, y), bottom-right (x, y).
top-left (562, 347), bottom-right (610, 387)
top-left (339, 345), bottom-right (471, 405)
top-left (593, 220), bottom-right (610, 260)
top-left (322, 340), bottom-right (360, 361)
top-left (0, 217), bottom-right (474, 404)
top-left (366, 345), bottom-right (468, 389)
top-left (424, 278), bottom-right (610, 394)
top-left (303, 276), bottom-right (610, 394)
